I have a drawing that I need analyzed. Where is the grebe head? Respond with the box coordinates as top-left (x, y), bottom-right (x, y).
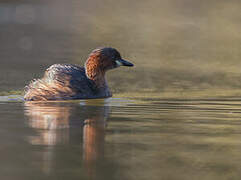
top-left (85, 47), bottom-right (133, 80)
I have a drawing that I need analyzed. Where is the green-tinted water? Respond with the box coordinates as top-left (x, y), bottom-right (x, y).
top-left (1, 0), bottom-right (241, 94)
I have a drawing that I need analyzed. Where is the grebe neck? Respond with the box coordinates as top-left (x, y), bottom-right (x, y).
top-left (85, 67), bottom-right (107, 89)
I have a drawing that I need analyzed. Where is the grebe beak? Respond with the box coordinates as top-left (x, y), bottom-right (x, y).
top-left (116, 59), bottom-right (134, 67)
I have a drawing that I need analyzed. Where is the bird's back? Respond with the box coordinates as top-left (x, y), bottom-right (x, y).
top-left (24, 64), bottom-right (100, 101)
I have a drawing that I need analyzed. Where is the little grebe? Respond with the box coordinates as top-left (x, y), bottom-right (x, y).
top-left (24, 47), bottom-right (134, 101)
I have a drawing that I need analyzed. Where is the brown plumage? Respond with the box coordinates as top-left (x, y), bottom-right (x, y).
top-left (24, 47), bottom-right (134, 101)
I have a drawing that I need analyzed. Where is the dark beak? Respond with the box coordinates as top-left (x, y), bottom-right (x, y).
top-left (116, 59), bottom-right (134, 67)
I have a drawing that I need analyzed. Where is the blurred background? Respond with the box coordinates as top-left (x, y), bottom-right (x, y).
top-left (0, 0), bottom-right (241, 97)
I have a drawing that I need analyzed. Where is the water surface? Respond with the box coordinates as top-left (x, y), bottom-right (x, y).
top-left (1, 97), bottom-right (241, 180)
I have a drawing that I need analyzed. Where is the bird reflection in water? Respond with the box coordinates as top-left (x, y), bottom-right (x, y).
top-left (24, 100), bottom-right (110, 178)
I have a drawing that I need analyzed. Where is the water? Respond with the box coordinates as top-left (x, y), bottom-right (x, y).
top-left (1, 0), bottom-right (241, 179)
top-left (1, 97), bottom-right (241, 180)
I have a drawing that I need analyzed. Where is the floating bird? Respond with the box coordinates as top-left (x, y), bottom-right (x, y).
top-left (24, 47), bottom-right (134, 101)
